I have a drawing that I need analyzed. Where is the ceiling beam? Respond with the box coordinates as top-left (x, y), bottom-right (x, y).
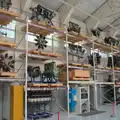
top-left (21, 0), bottom-right (32, 11)
top-left (102, 16), bottom-right (120, 31)
top-left (63, 7), bottom-right (74, 25)
top-left (83, 0), bottom-right (109, 23)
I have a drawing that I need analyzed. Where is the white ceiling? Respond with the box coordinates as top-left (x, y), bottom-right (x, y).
top-left (31, 0), bottom-right (120, 32)
top-left (72, 0), bottom-right (106, 21)
top-left (33, 0), bottom-right (62, 11)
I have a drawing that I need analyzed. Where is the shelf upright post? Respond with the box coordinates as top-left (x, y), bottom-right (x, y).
top-left (65, 27), bottom-right (70, 116)
top-left (92, 37), bottom-right (98, 109)
top-left (52, 34), bottom-right (54, 53)
top-left (111, 44), bottom-right (117, 116)
top-left (25, 18), bottom-right (29, 120)
top-left (14, 25), bottom-right (17, 72)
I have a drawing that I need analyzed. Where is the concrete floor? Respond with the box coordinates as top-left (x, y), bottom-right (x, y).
top-left (44, 105), bottom-right (120, 120)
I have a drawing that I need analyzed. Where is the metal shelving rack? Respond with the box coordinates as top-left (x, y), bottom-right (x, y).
top-left (66, 34), bottom-right (120, 116)
top-left (0, 0), bottom-right (120, 119)
top-left (58, 0), bottom-right (120, 116)
top-left (0, 13), bottom-right (67, 119)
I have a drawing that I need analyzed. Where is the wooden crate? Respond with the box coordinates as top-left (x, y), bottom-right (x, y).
top-left (0, 9), bottom-right (19, 25)
top-left (70, 70), bottom-right (90, 78)
top-left (59, 70), bottom-right (90, 82)
top-left (0, 72), bottom-right (16, 77)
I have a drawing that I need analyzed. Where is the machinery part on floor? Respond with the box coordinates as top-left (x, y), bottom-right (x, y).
top-left (0, 0), bottom-right (12, 10)
top-left (78, 110), bottom-right (106, 117)
top-left (69, 88), bottom-right (77, 112)
top-left (30, 4), bottom-right (56, 26)
top-left (0, 53), bottom-right (15, 72)
top-left (67, 21), bottom-right (81, 35)
top-left (91, 28), bottom-right (102, 37)
top-left (27, 65), bottom-right (41, 82)
top-left (34, 34), bottom-right (48, 50)
top-left (10, 85), bottom-right (24, 120)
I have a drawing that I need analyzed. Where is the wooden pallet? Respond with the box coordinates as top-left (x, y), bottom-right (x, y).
top-left (28, 83), bottom-right (63, 87)
top-left (114, 67), bottom-right (120, 71)
top-left (57, 63), bottom-right (91, 68)
top-left (0, 41), bottom-right (16, 47)
top-left (20, 53), bottom-right (49, 61)
top-left (0, 9), bottom-right (19, 25)
top-left (28, 83), bottom-right (49, 87)
top-left (71, 77), bottom-right (90, 81)
top-left (115, 82), bottom-right (120, 85)
top-left (0, 72), bottom-right (16, 77)
top-left (59, 34), bottom-right (88, 43)
top-left (29, 50), bottom-right (62, 58)
top-left (85, 41), bottom-right (119, 52)
top-left (70, 63), bottom-right (91, 68)
top-left (105, 67), bottom-right (112, 70)
top-left (50, 83), bottom-right (63, 87)
top-left (23, 21), bottom-right (63, 36)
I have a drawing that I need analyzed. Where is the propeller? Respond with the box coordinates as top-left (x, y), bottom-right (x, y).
top-left (34, 35), bottom-right (48, 50)
top-left (0, 53), bottom-right (15, 72)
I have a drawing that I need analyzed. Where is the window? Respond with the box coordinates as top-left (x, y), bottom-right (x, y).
top-left (0, 20), bottom-right (16, 38)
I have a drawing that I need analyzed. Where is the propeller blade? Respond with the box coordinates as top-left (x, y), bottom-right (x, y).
top-left (10, 60), bottom-right (15, 64)
top-left (36, 35), bottom-right (39, 39)
top-left (9, 64), bottom-right (14, 68)
top-left (5, 53), bottom-right (8, 58)
top-left (34, 39), bottom-right (39, 42)
top-left (9, 56), bottom-right (13, 60)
